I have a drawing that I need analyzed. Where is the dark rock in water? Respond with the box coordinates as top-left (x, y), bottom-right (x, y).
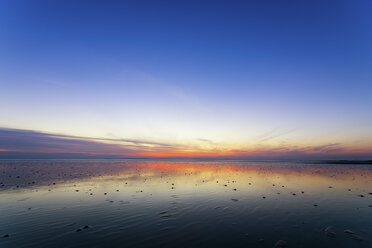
top-left (231, 198), bottom-right (239, 202)
top-left (3, 234), bottom-right (9, 238)
top-left (83, 225), bottom-right (89, 229)
top-left (301, 191), bottom-right (304, 194)
top-left (313, 204), bottom-right (318, 207)
top-left (348, 189), bottom-right (351, 191)
top-left (359, 194), bottom-right (364, 197)
top-left (274, 239), bottom-right (287, 248)
top-left (262, 196), bottom-right (266, 199)
top-left (76, 228), bottom-right (82, 232)
top-left (104, 193), bottom-right (107, 195)
top-left (344, 229), bottom-right (363, 241)
top-left (292, 193), bottom-right (296, 196)
top-left (325, 226), bottom-right (336, 237)
top-left (233, 188), bottom-right (237, 191)
top-left (344, 229), bottom-right (354, 235)
top-left (369, 192), bottom-right (372, 195)
top-left (328, 186), bottom-right (333, 188)
top-left (349, 234), bottom-right (363, 241)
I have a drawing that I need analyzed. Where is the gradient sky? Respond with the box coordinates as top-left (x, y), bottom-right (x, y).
top-left (1, 0), bottom-right (372, 159)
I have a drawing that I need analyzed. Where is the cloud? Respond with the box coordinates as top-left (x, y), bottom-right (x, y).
top-left (0, 128), bottom-right (371, 159)
top-left (0, 128), bottom-right (180, 158)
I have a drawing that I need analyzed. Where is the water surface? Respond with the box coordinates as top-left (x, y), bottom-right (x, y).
top-left (0, 160), bottom-right (371, 247)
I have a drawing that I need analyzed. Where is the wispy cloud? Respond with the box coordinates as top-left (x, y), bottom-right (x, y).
top-left (0, 128), bottom-right (371, 159)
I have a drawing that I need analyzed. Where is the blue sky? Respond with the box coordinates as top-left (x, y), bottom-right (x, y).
top-left (0, 0), bottom-right (371, 158)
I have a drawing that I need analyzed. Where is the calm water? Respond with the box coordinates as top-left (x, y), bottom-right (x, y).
top-left (0, 160), bottom-right (371, 248)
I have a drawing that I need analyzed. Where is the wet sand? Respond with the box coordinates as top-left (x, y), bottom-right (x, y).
top-left (0, 159), bottom-right (371, 247)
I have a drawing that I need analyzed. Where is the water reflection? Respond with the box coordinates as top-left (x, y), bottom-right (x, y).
top-left (0, 160), bottom-right (371, 248)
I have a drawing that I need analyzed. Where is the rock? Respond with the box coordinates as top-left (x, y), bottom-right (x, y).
top-left (344, 229), bottom-right (363, 241)
top-left (262, 196), bottom-right (266, 199)
top-left (231, 198), bottom-right (239, 202)
top-left (76, 228), bottom-right (82, 232)
top-left (83, 225), bottom-right (89, 229)
top-left (359, 194), bottom-right (364, 197)
top-left (274, 240), bottom-right (287, 248)
top-left (313, 204), bottom-right (318, 207)
top-left (3, 234), bottom-right (9, 238)
top-left (349, 234), bottom-right (363, 241)
top-left (344, 229), bottom-right (354, 234)
top-left (325, 226), bottom-right (336, 237)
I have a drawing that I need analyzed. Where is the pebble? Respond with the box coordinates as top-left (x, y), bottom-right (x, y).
top-left (3, 234), bottom-right (9, 238)
top-left (325, 226), bottom-right (336, 237)
top-left (274, 239), bottom-right (287, 248)
top-left (344, 229), bottom-right (363, 241)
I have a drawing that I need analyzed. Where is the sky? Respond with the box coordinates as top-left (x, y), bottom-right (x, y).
top-left (0, 0), bottom-right (372, 159)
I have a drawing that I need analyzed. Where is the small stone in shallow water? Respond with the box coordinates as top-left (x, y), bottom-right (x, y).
top-left (344, 229), bottom-right (354, 234)
top-left (359, 194), bottom-right (364, 197)
top-left (233, 188), bottom-right (237, 191)
top-left (262, 196), bottom-right (266, 199)
top-left (231, 198), bottom-right (239, 202)
top-left (344, 229), bottom-right (363, 241)
top-left (83, 225), bottom-right (89, 229)
top-left (313, 204), bottom-right (318, 207)
top-left (3, 234), bottom-right (9, 238)
top-left (349, 234), bottom-right (363, 241)
top-left (274, 239), bottom-right (287, 248)
top-left (325, 226), bottom-right (336, 237)
top-left (76, 228), bottom-right (82, 232)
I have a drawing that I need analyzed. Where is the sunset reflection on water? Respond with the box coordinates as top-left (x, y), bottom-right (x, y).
top-left (0, 160), bottom-right (371, 248)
